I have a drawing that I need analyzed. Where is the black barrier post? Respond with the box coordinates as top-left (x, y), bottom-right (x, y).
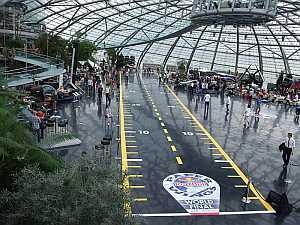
top-left (242, 177), bottom-right (252, 204)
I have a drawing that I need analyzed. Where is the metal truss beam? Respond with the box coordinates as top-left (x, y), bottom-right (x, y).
top-left (266, 25), bottom-right (291, 75)
top-left (95, 1), bottom-right (187, 47)
top-left (252, 26), bottom-right (264, 77)
top-left (210, 25), bottom-right (224, 71)
top-left (136, 42), bottom-right (154, 71)
top-left (162, 35), bottom-right (181, 72)
top-left (186, 26), bottom-right (208, 73)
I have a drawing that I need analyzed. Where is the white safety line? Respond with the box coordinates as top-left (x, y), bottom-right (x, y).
top-left (125, 131), bottom-right (137, 133)
top-left (127, 158), bottom-right (143, 162)
top-left (133, 210), bottom-right (274, 217)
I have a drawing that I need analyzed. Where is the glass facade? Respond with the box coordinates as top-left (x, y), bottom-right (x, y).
top-left (22, 0), bottom-right (300, 83)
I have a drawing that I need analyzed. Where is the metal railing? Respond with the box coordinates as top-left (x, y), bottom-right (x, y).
top-left (2, 49), bottom-right (64, 85)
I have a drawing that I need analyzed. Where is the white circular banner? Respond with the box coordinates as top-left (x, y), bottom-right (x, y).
top-left (163, 173), bottom-right (220, 215)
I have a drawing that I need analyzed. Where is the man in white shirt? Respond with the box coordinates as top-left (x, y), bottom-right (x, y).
top-left (282, 132), bottom-right (296, 167)
top-left (243, 104), bottom-right (251, 128)
top-left (204, 93), bottom-right (211, 116)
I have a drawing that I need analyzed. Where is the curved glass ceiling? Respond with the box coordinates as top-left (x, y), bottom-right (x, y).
top-left (22, 0), bottom-right (300, 83)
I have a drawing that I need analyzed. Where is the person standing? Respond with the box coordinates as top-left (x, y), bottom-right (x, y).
top-left (255, 96), bottom-right (261, 116)
top-left (243, 104), bottom-right (251, 128)
top-left (226, 95), bottom-right (231, 112)
top-left (204, 93), bottom-right (211, 116)
top-left (98, 82), bottom-right (103, 102)
top-left (282, 133), bottom-right (295, 167)
top-left (105, 84), bottom-right (111, 107)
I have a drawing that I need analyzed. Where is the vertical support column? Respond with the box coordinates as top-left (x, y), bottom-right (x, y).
top-left (211, 25), bottom-right (224, 71)
top-left (235, 26), bottom-right (240, 75)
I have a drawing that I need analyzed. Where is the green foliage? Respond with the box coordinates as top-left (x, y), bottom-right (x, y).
top-left (116, 53), bottom-right (125, 69)
top-left (35, 33), bottom-right (68, 64)
top-left (7, 38), bottom-right (25, 49)
top-left (78, 40), bottom-right (97, 61)
top-left (0, 164), bottom-right (137, 225)
top-left (107, 48), bottom-right (117, 65)
top-left (0, 89), bottom-right (63, 190)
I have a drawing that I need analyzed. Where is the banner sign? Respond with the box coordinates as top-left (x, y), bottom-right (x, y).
top-left (163, 173), bottom-right (220, 215)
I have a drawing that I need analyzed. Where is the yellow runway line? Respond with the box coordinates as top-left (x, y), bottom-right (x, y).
top-left (128, 175), bottom-right (144, 178)
top-left (119, 74), bottom-right (130, 214)
top-left (129, 186), bottom-right (145, 189)
top-left (166, 85), bottom-right (275, 213)
top-left (170, 145), bottom-right (177, 152)
top-left (176, 156), bottom-right (183, 165)
top-left (134, 198), bottom-right (148, 202)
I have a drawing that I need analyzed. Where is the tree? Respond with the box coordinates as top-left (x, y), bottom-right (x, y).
top-left (35, 33), bottom-right (68, 65)
top-left (0, 164), bottom-right (137, 225)
top-left (0, 89), bottom-right (63, 190)
top-left (107, 48), bottom-right (117, 66)
top-left (116, 53), bottom-right (125, 69)
top-left (78, 40), bottom-right (97, 61)
top-left (7, 38), bottom-right (25, 49)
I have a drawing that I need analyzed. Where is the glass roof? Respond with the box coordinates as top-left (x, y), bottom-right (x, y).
top-left (22, 0), bottom-right (300, 83)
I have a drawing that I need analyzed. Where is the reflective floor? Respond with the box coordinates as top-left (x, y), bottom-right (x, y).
top-left (59, 73), bottom-right (300, 225)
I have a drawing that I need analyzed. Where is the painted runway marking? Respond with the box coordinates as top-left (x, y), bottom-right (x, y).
top-left (134, 198), bottom-right (148, 202)
top-left (163, 129), bottom-right (169, 134)
top-left (161, 122), bottom-right (165, 127)
top-left (129, 186), bottom-right (145, 189)
top-left (167, 136), bottom-right (172, 142)
top-left (125, 130), bottom-right (137, 133)
top-left (119, 74), bottom-right (130, 213)
top-left (128, 175), bottom-right (144, 178)
top-left (127, 159), bottom-right (143, 162)
top-left (221, 166), bottom-right (234, 169)
top-left (126, 140), bottom-right (137, 143)
top-left (170, 145), bottom-right (177, 152)
top-left (234, 185), bottom-right (248, 188)
top-left (165, 85), bottom-right (275, 213)
top-left (127, 152), bottom-right (139, 155)
top-left (128, 166), bottom-right (142, 169)
top-left (227, 175), bottom-right (241, 178)
top-left (133, 211), bottom-right (274, 217)
top-left (127, 146), bottom-right (139, 148)
top-left (176, 156), bottom-right (183, 165)
top-left (214, 160), bottom-right (232, 163)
